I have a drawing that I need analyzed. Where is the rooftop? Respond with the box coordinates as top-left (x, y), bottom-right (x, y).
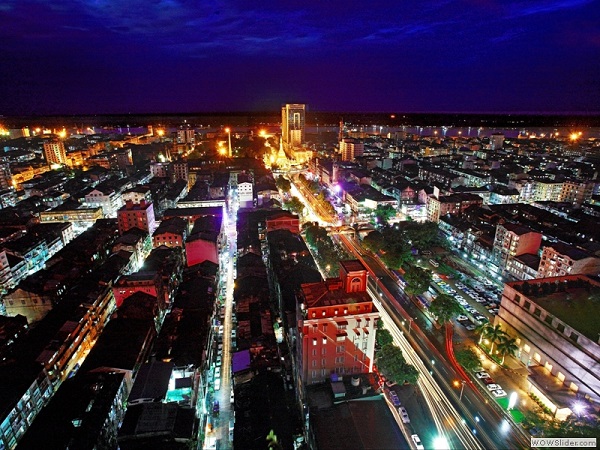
top-left (512, 276), bottom-right (600, 341)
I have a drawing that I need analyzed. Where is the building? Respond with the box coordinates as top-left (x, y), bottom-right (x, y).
top-left (492, 223), bottom-right (542, 271)
top-left (171, 161), bottom-right (189, 184)
top-left (339, 138), bottom-right (364, 162)
top-left (117, 200), bottom-right (156, 235)
top-left (496, 276), bottom-right (600, 415)
top-left (177, 128), bottom-right (195, 145)
top-left (426, 193), bottom-right (483, 223)
top-left (537, 243), bottom-right (600, 278)
top-left (281, 103), bottom-right (305, 149)
top-left (490, 133), bottom-right (505, 151)
top-left (559, 180), bottom-right (595, 206)
top-left (43, 140), bottom-right (67, 166)
top-left (265, 211), bottom-right (300, 234)
top-left (295, 260), bottom-right (379, 388)
top-left (152, 217), bottom-right (188, 249)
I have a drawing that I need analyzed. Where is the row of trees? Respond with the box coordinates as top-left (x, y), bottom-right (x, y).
top-left (474, 323), bottom-right (519, 364)
top-left (375, 321), bottom-right (418, 385)
top-left (303, 223), bottom-right (346, 276)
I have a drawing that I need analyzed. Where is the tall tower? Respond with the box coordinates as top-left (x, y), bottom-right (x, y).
top-left (281, 104), bottom-right (305, 150)
top-left (339, 138), bottom-right (364, 162)
top-left (43, 140), bottom-right (67, 166)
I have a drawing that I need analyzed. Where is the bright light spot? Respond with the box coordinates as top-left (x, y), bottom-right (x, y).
top-left (432, 436), bottom-right (450, 449)
top-left (500, 419), bottom-right (510, 433)
top-left (570, 133), bottom-right (579, 141)
top-left (225, 127), bottom-right (230, 133)
top-left (508, 392), bottom-right (518, 410)
top-left (157, 129), bottom-right (165, 137)
top-left (572, 402), bottom-right (586, 415)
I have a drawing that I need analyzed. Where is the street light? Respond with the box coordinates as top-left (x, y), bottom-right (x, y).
top-left (225, 127), bottom-right (232, 157)
top-left (454, 380), bottom-right (466, 401)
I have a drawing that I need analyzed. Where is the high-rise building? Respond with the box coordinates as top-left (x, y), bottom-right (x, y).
top-left (296, 260), bottom-right (379, 387)
top-left (492, 223), bottom-right (542, 270)
top-left (281, 103), bottom-right (305, 149)
top-left (177, 128), bottom-right (195, 145)
top-left (339, 138), bottom-right (364, 162)
top-left (43, 140), bottom-right (67, 165)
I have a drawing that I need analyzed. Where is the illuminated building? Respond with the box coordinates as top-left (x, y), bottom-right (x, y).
top-left (281, 103), bottom-right (305, 149)
top-left (43, 140), bottom-right (67, 166)
top-left (296, 260), bottom-right (379, 387)
top-left (339, 138), bottom-right (364, 162)
top-left (496, 276), bottom-right (600, 415)
top-left (117, 200), bottom-right (156, 235)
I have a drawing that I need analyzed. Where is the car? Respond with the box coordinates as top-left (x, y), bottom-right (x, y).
top-left (216, 356), bottom-right (222, 366)
top-left (483, 377), bottom-right (495, 385)
top-left (466, 324), bottom-right (476, 331)
top-left (411, 434), bottom-right (425, 450)
top-left (475, 371), bottom-right (490, 379)
top-left (492, 389), bottom-right (507, 398)
top-left (231, 329), bottom-right (237, 338)
top-left (456, 314), bottom-right (469, 321)
top-left (467, 307), bottom-right (477, 313)
top-left (214, 379), bottom-right (221, 391)
top-left (385, 380), bottom-right (397, 388)
top-left (398, 406), bottom-right (410, 423)
top-left (218, 325), bottom-right (224, 335)
top-left (486, 384), bottom-right (502, 391)
top-left (215, 367), bottom-right (221, 379)
top-left (475, 315), bottom-right (487, 322)
top-left (230, 390), bottom-right (235, 404)
top-left (218, 343), bottom-right (223, 351)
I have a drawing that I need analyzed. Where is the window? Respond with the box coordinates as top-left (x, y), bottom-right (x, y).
top-left (533, 308), bottom-right (542, 318)
top-left (569, 333), bottom-right (579, 343)
top-left (336, 345), bottom-right (345, 354)
top-left (322, 358), bottom-right (326, 366)
top-left (514, 294), bottom-right (521, 303)
top-left (556, 323), bottom-right (565, 334)
top-left (544, 315), bottom-right (553, 325)
top-left (321, 348), bottom-right (326, 355)
top-left (312, 370), bottom-right (317, 379)
top-left (312, 360), bottom-right (316, 367)
top-left (322, 323), bottom-right (328, 332)
top-left (312, 349), bottom-right (317, 356)
top-left (312, 338), bottom-right (317, 346)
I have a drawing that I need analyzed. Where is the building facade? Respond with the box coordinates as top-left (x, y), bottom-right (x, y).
top-left (43, 140), bottom-right (67, 166)
top-left (281, 103), bottom-right (305, 149)
top-left (117, 200), bottom-right (156, 235)
top-left (537, 243), bottom-right (600, 278)
top-left (495, 276), bottom-right (600, 414)
top-left (296, 260), bottom-right (379, 388)
top-left (339, 138), bottom-right (364, 162)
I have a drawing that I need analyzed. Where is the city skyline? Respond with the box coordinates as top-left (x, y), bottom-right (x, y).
top-left (1, 0), bottom-right (599, 116)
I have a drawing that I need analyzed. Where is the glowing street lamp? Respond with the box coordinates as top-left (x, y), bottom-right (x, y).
top-left (508, 392), bottom-right (518, 410)
top-left (454, 380), bottom-right (466, 401)
top-left (225, 127), bottom-right (232, 157)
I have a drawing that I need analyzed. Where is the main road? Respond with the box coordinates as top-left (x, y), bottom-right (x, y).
top-left (337, 234), bottom-right (531, 450)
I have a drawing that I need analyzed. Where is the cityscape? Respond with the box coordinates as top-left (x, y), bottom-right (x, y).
top-left (0, 109), bottom-right (598, 450)
top-left (1, 1), bottom-right (600, 450)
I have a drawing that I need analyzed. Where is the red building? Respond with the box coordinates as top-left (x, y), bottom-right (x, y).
top-left (296, 260), bottom-right (379, 386)
top-left (265, 211), bottom-right (300, 234)
top-left (117, 200), bottom-right (156, 235)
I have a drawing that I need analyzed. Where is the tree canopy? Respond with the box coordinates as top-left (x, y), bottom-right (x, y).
top-left (428, 293), bottom-right (462, 324)
top-left (275, 176), bottom-right (291, 192)
top-left (377, 344), bottom-right (419, 385)
top-left (455, 347), bottom-right (481, 372)
top-left (403, 265), bottom-right (432, 296)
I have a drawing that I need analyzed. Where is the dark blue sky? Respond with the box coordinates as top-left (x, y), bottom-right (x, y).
top-left (1, 0), bottom-right (599, 115)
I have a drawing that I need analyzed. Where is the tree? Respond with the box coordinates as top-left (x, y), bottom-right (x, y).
top-left (304, 224), bottom-right (328, 247)
top-left (376, 328), bottom-right (393, 348)
top-left (376, 344), bottom-right (419, 385)
top-left (429, 293), bottom-right (462, 324)
top-left (403, 265), bottom-right (432, 296)
top-left (496, 336), bottom-right (519, 364)
top-left (485, 324), bottom-right (507, 355)
top-left (284, 197), bottom-right (304, 215)
top-left (474, 322), bottom-right (491, 345)
top-left (275, 176), bottom-right (291, 192)
top-left (374, 205), bottom-right (396, 225)
top-left (362, 230), bottom-right (385, 253)
top-left (455, 347), bottom-right (481, 372)
top-left (401, 221), bottom-right (441, 251)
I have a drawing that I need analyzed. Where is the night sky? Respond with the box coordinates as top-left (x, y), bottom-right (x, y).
top-left (1, 0), bottom-right (599, 115)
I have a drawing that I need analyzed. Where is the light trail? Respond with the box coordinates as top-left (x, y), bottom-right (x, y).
top-left (371, 287), bottom-right (485, 450)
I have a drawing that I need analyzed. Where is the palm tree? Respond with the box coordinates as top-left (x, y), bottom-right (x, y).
top-left (485, 324), bottom-right (507, 355)
top-left (496, 337), bottom-right (519, 364)
top-left (474, 322), bottom-right (491, 344)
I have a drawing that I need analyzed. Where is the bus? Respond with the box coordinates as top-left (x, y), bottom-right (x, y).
top-left (391, 269), bottom-right (407, 290)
